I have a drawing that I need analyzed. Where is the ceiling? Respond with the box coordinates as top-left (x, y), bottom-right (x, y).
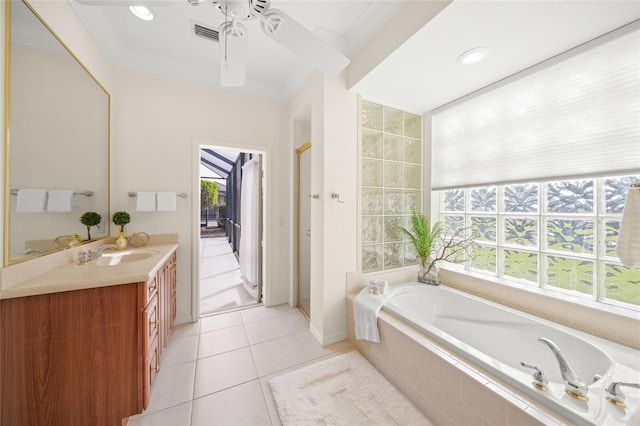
top-left (69, 0), bottom-right (405, 102)
top-left (68, 0), bottom-right (640, 114)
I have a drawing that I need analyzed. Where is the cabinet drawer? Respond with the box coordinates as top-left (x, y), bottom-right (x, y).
top-left (143, 294), bottom-right (159, 351)
top-left (143, 336), bottom-right (160, 410)
top-left (145, 277), bottom-right (158, 305)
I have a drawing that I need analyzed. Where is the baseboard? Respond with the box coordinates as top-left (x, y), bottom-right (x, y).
top-left (309, 323), bottom-right (347, 347)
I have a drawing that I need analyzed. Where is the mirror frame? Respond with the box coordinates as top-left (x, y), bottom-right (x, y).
top-left (3, 0), bottom-right (111, 266)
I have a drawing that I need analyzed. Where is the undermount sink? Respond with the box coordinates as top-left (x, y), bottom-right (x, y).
top-left (95, 250), bottom-right (159, 266)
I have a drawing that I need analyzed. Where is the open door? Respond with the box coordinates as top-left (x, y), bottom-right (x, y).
top-left (239, 155), bottom-right (262, 303)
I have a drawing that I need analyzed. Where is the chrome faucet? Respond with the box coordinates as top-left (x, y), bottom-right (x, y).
top-left (538, 337), bottom-right (588, 399)
top-left (78, 244), bottom-right (117, 264)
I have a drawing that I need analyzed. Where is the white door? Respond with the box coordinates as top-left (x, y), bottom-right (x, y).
top-left (297, 142), bottom-right (311, 318)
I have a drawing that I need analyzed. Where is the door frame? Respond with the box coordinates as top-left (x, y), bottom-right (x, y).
top-left (192, 139), bottom-right (268, 321)
top-left (295, 140), bottom-right (311, 318)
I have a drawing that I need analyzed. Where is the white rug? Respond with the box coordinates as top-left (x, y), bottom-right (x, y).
top-left (269, 351), bottom-right (432, 426)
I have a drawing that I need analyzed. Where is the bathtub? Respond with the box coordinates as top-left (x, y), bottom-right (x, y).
top-left (379, 283), bottom-right (640, 426)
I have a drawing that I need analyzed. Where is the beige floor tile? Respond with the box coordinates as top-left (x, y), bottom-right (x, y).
top-left (200, 310), bottom-right (243, 333)
top-left (296, 331), bottom-right (352, 362)
top-left (242, 305), bottom-right (283, 323)
top-left (250, 334), bottom-right (308, 377)
top-left (191, 380), bottom-right (270, 426)
top-left (194, 347), bottom-right (258, 398)
top-left (276, 303), bottom-right (297, 314)
top-left (170, 321), bottom-right (201, 340)
top-left (245, 316), bottom-right (293, 345)
top-left (127, 402), bottom-right (192, 426)
top-left (161, 334), bottom-right (199, 368)
top-left (282, 310), bottom-right (309, 333)
top-left (198, 324), bottom-right (249, 359)
top-left (145, 361), bottom-right (196, 415)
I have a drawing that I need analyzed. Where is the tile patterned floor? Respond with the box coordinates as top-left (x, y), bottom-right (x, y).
top-left (128, 304), bottom-right (352, 426)
top-left (200, 237), bottom-right (257, 315)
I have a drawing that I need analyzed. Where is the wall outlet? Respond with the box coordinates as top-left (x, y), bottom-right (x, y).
top-left (96, 221), bottom-right (105, 234)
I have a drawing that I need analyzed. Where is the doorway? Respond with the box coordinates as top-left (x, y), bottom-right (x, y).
top-left (199, 147), bottom-right (264, 316)
top-left (296, 141), bottom-right (311, 318)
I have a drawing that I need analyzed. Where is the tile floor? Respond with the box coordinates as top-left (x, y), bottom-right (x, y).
top-left (128, 303), bottom-right (352, 426)
top-left (200, 236), bottom-right (257, 315)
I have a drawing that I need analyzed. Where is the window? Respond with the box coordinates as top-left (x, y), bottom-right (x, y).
top-left (439, 175), bottom-right (640, 309)
top-left (361, 100), bottom-right (422, 273)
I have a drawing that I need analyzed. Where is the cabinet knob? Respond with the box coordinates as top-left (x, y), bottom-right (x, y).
top-left (152, 364), bottom-right (160, 373)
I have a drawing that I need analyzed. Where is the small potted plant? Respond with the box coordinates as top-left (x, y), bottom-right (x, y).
top-left (401, 211), bottom-right (476, 285)
top-left (112, 211), bottom-right (131, 249)
top-left (80, 211), bottom-right (102, 241)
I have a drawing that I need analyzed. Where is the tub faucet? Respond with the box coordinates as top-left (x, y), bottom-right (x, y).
top-left (538, 337), bottom-right (588, 399)
top-left (78, 244), bottom-right (117, 264)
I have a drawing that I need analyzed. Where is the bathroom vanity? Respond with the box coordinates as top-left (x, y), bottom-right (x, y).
top-left (0, 242), bottom-right (177, 425)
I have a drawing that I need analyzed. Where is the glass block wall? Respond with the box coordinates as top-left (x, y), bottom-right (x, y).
top-left (361, 100), bottom-right (423, 273)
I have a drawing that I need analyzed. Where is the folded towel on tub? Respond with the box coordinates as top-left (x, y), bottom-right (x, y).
top-left (354, 285), bottom-right (394, 343)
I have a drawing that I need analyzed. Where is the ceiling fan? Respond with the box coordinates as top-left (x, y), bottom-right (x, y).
top-left (76, 0), bottom-right (351, 87)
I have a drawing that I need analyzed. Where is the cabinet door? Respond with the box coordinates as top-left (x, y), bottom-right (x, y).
top-left (143, 335), bottom-right (160, 410)
top-left (143, 294), bottom-right (159, 351)
top-left (0, 285), bottom-right (141, 425)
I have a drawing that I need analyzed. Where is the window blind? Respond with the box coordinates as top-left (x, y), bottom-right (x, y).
top-left (431, 21), bottom-right (640, 190)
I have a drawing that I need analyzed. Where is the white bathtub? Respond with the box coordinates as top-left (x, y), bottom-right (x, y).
top-left (382, 283), bottom-right (640, 426)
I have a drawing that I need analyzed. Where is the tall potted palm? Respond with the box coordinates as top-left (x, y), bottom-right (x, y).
top-left (401, 211), bottom-right (476, 285)
top-left (401, 212), bottom-right (443, 284)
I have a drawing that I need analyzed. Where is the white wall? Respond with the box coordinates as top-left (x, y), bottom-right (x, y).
top-left (111, 67), bottom-right (290, 324)
top-left (1, 2), bottom-right (291, 325)
top-left (289, 70), bottom-right (357, 345)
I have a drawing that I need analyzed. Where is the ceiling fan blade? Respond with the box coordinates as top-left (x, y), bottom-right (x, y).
top-left (259, 9), bottom-right (350, 76)
top-left (219, 21), bottom-right (248, 87)
top-left (74, 0), bottom-right (187, 7)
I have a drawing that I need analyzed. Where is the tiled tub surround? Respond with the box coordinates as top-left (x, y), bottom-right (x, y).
top-left (347, 289), bottom-right (640, 425)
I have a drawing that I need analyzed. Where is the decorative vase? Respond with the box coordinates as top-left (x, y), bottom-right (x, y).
top-left (418, 257), bottom-right (440, 285)
top-left (116, 231), bottom-right (128, 250)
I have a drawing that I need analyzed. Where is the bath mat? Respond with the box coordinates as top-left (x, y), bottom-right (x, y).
top-left (269, 351), bottom-right (431, 426)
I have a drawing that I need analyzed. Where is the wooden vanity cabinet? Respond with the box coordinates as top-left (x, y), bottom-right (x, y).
top-left (0, 250), bottom-right (177, 425)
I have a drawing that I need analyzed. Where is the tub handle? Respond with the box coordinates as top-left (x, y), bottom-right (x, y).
top-left (520, 361), bottom-right (549, 391)
top-left (605, 382), bottom-right (640, 408)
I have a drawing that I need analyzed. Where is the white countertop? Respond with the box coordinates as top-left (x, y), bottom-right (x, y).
top-left (0, 239), bottom-right (178, 300)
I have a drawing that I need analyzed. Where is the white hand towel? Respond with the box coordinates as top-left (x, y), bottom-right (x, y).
top-left (616, 188), bottom-right (640, 268)
top-left (157, 192), bottom-right (176, 212)
top-left (136, 192), bottom-right (156, 212)
top-left (16, 189), bottom-right (47, 212)
top-left (353, 285), bottom-right (394, 343)
top-left (46, 189), bottom-right (75, 212)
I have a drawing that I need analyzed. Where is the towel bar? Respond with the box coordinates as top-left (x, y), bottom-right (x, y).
top-left (128, 192), bottom-right (188, 198)
top-left (10, 189), bottom-right (93, 197)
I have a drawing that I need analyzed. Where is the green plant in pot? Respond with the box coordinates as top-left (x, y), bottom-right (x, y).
top-left (80, 211), bottom-right (102, 241)
top-left (401, 211), bottom-right (476, 285)
top-left (112, 211), bottom-right (131, 249)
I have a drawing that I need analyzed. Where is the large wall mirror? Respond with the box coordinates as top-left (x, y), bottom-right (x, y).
top-left (4, 0), bottom-right (110, 265)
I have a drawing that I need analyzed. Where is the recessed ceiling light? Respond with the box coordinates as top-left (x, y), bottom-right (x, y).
top-left (129, 5), bottom-right (154, 21)
top-left (458, 47), bottom-right (490, 65)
